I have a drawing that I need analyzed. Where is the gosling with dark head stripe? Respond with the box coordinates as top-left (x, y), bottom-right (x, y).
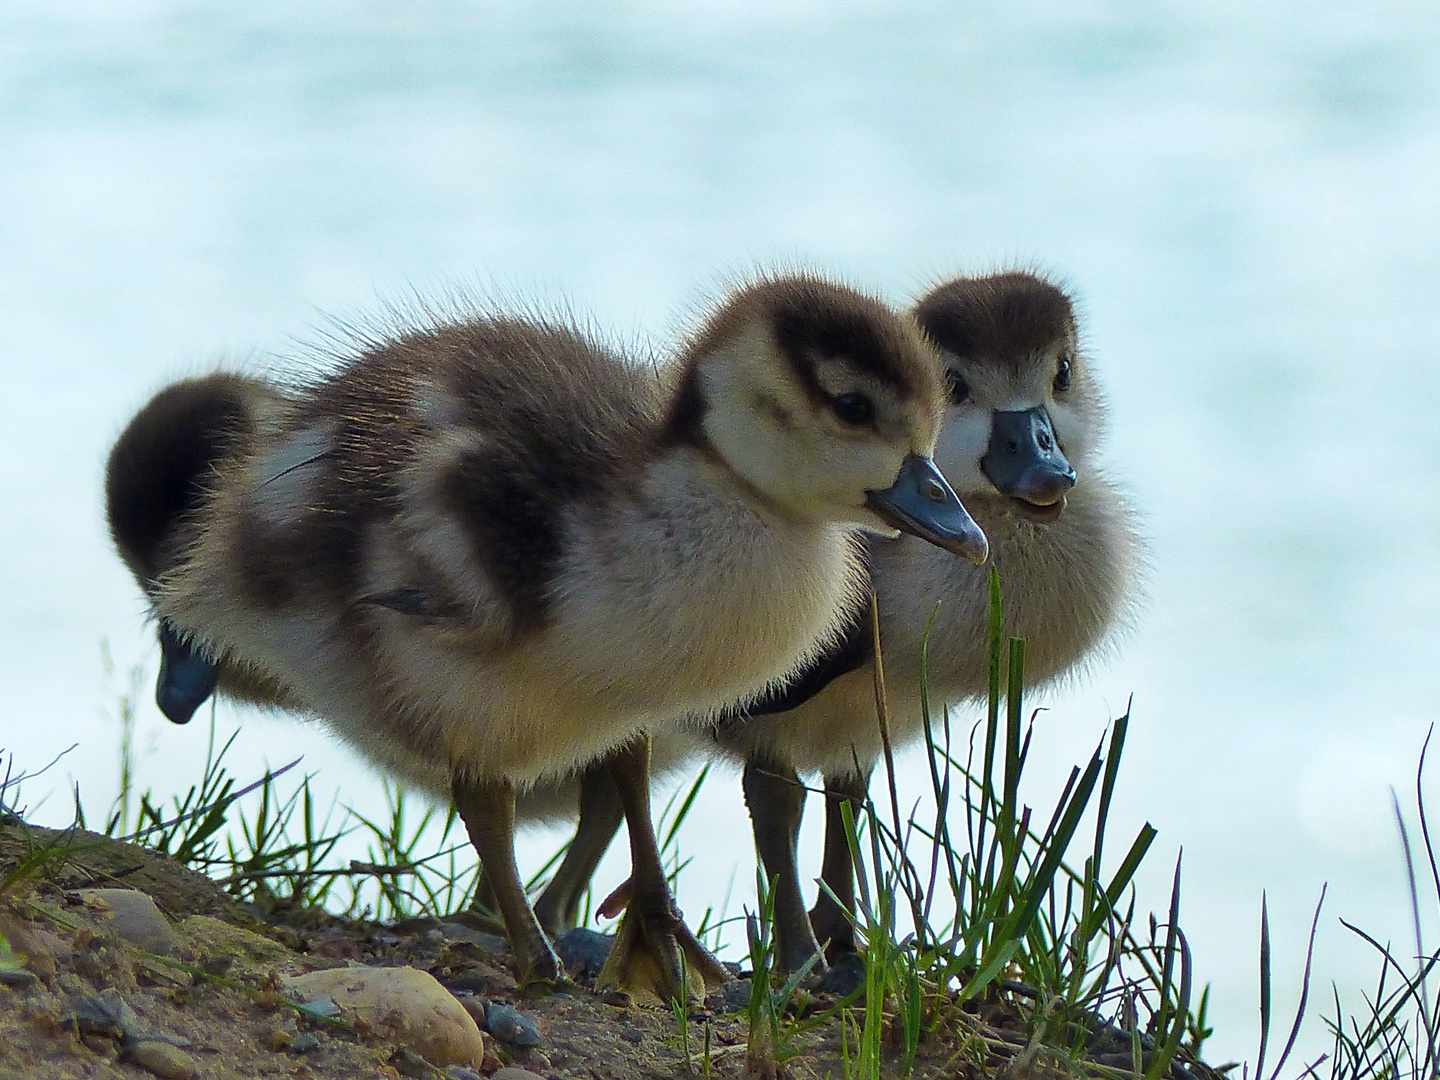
top-left (528, 272), bottom-right (1140, 978)
top-left (722, 271), bottom-right (1141, 974)
top-left (107, 274), bottom-right (982, 1002)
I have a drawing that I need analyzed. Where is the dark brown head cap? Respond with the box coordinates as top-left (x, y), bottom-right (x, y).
top-left (913, 272), bottom-right (1076, 371)
top-left (685, 273), bottom-right (945, 410)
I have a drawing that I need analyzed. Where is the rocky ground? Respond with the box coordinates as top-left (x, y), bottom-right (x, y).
top-left (0, 819), bottom-right (1220, 1080)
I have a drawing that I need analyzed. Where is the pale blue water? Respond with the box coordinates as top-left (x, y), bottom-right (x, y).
top-left (4, 1), bottom-right (1440, 1067)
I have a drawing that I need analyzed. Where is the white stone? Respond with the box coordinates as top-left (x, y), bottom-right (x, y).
top-left (282, 966), bottom-right (485, 1067)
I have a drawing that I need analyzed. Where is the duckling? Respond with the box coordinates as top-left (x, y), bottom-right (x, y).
top-left (107, 371), bottom-right (698, 937)
top-left (722, 271), bottom-right (1142, 972)
top-left (541, 272), bottom-right (1140, 973)
top-left (108, 370), bottom-right (694, 943)
top-left (108, 275), bottom-right (988, 1001)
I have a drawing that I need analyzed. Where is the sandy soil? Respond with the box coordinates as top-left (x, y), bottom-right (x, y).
top-left (0, 820), bottom-right (1221, 1080)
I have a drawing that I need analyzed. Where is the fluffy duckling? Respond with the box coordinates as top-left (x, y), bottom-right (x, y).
top-left (539, 272), bottom-right (1140, 972)
top-left (107, 370), bottom-right (694, 939)
top-left (106, 275), bottom-right (987, 1000)
top-left (721, 271), bottom-right (1142, 973)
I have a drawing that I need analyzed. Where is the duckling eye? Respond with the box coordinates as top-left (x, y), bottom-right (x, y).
top-left (947, 370), bottom-right (970, 405)
top-left (1053, 354), bottom-right (1072, 393)
top-left (831, 393), bottom-right (876, 427)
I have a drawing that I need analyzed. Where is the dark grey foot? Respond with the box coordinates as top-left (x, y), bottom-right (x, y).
top-left (808, 898), bottom-right (858, 963)
top-left (156, 620), bottom-right (218, 724)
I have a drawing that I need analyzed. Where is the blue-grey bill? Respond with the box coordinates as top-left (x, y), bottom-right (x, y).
top-left (866, 454), bottom-right (989, 564)
top-left (156, 620), bottom-right (218, 725)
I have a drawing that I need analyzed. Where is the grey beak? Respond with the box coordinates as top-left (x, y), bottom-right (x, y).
top-left (156, 620), bottom-right (218, 725)
top-left (981, 407), bottom-right (1076, 506)
top-left (867, 454), bottom-right (989, 564)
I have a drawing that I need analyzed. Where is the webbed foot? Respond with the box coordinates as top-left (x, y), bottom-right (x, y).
top-left (594, 736), bottom-right (731, 1006)
top-left (595, 895), bottom-right (729, 1007)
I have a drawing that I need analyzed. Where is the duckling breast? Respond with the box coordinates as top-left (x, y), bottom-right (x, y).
top-left (538, 449), bottom-right (868, 724)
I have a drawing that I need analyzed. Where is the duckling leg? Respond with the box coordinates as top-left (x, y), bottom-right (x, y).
top-left (451, 775), bottom-right (563, 987)
top-left (807, 770), bottom-right (870, 961)
top-left (457, 866), bottom-right (505, 935)
top-left (596, 736), bottom-right (729, 1005)
top-left (532, 764), bottom-right (624, 936)
top-left (743, 758), bottom-right (825, 975)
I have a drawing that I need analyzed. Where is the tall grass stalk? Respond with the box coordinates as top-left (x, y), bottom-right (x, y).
top-left (824, 567), bottom-right (1196, 1077)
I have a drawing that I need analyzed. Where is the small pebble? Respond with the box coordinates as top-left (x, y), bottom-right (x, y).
top-left (436, 922), bottom-right (509, 953)
top-left (706, 979), bottom-right (752, 1015)
top-left (554, 928), bottom-right (613, 979)
top-left (131, 1040), bottom-right (198, 1080)
top-left (818, 952), bottom-right (867, 997)
top-left (61, 989), bottom-right (148, 1045)
top-left (0, 968), bottom-right (39, 989)
top-left (619, 1024), bottom-right (644, 1044)
top-left (80, 889), bottom-right (178, 956)
top-left (445, 1068), bottom-right (483, 1080)
top-left (600, 990), bottom-right (631, 1008)
top-left (491, 1070), bottom-right (546, 1080)
top-left (458, 996), bottom-right (487, 1026)
top-left (295, 996), bottom-right (341, 1018)
top-left (288, 1033), bottom-right (321, 1053)
top-left (484, 1002), bottom-right (541, 1047)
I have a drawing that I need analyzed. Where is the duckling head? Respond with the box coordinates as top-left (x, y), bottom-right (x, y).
top-left (915, 272), bottom-right (1102, 525)
top-left (673, 274), bottom-right (988, 562)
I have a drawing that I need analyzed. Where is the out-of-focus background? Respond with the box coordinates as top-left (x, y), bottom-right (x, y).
top-left (3, 1), bottom-right (1438, 1066)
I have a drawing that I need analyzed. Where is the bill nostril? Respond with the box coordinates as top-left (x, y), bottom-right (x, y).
top-left (1038, 431), bottom-right (1053, 451)
top-left (924, 479), bottom-right (946, 503)
top-left (1006, 438), bottom-right (1019, 453)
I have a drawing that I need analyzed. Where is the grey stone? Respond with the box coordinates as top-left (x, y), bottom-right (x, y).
top-left (619, 1024), bottom-right (644, 1043)
top-left (707, 978), bottom-right (753, 1015)
top-left (288, 1033), bottom-right (321, 1053)
top-left (62, 988), bottom-right (148, 1045)
top-left (445, 1068), bottom-right (483, 1080)
top-left (491, 1070), bottom-right (546, 1080)
top-left (0, 967), bottom-right (39, 989)
top-left (81, 889), bottom-right (178, 956)
top-left (131, 1040), bottom-right (197, 1080)
top-left (438, 922), bottom-right (508, 953)
top-left (818, 952), bottom-right (867, 997)
top-left (554, 928), bottom-right (612, 980)
top-left (484, 1002), bottom-right (541, 1047)
top-left (295, 996), bottom-right (341, 1018)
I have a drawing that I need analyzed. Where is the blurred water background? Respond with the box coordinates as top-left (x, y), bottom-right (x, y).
top-left (3, 0), bottom-right (1439, 1067)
